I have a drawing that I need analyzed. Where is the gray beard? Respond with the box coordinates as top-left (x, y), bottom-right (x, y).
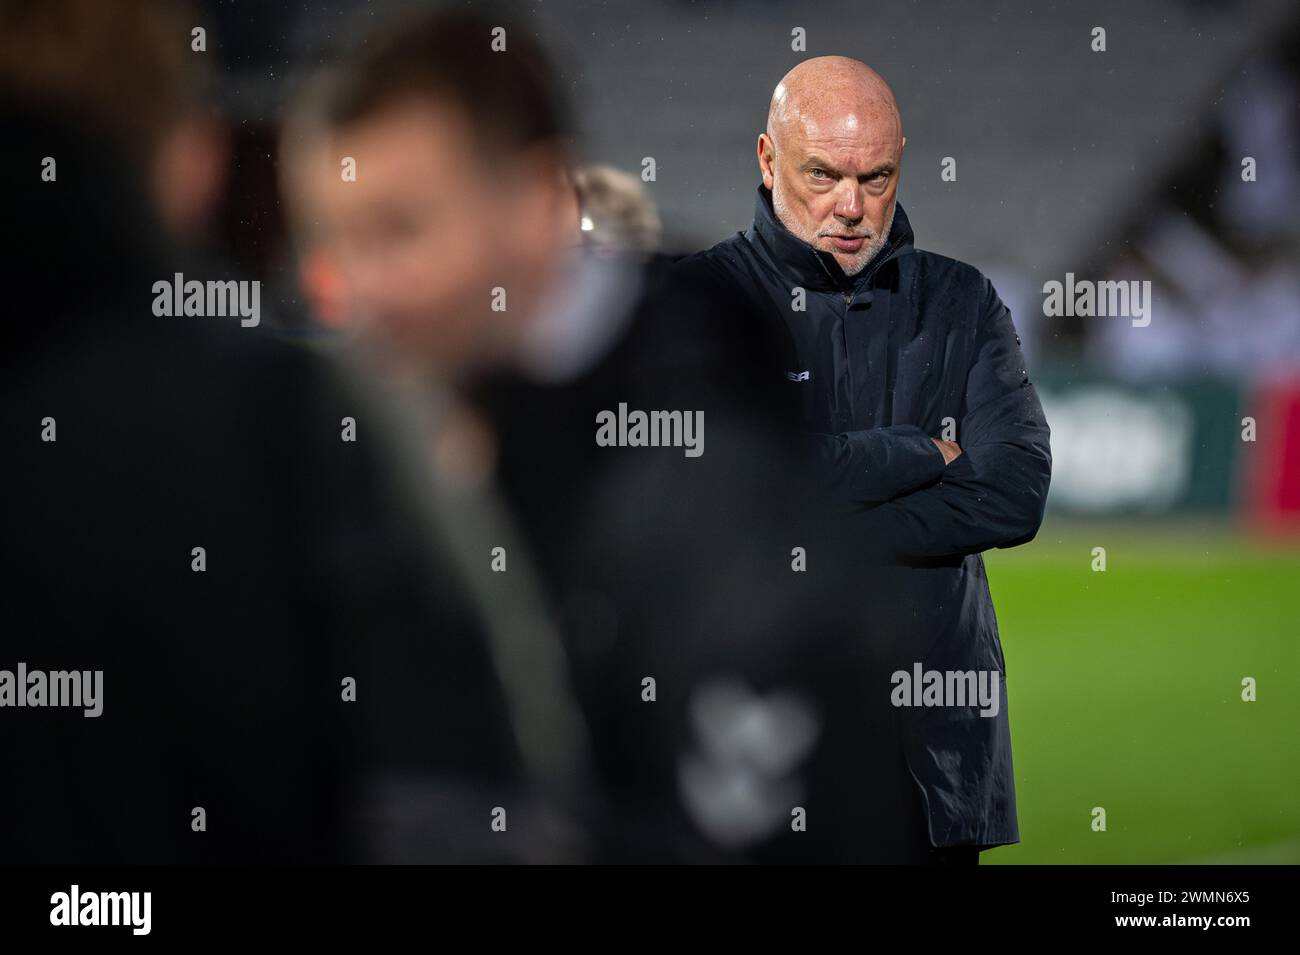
top-left (772, 185), bottom-right (895, 276)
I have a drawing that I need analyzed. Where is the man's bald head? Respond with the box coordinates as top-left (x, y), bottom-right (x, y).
top-left (758, 57), bottom-right (906, 276)
top-left (766, 57), bottom-right (902, 152)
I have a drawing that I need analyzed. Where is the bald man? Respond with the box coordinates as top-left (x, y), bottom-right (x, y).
top-left (677, 57), bottom-right (1052, 863)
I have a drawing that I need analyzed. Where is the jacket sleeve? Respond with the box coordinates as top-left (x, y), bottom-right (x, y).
top-left (853, 278), bottom-right (1052, 561)
top-left (801, 427), bottom-right (947, 504)
top-left (671, 253), bottom-right (950, 504)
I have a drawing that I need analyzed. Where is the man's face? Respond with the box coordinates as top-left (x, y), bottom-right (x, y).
top-left (302, 97), bottom-right (560, 373)
top-left (760, 111), bottom-right (904, 276)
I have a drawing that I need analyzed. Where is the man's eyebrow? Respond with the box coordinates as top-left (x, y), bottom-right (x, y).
top-left (802, 156), bottom-right (896, 178)
top-left (802, 155), bottom-right (841, 174)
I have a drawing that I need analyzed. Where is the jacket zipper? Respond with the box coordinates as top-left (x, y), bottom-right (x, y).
top-left (812, 235), bottom-right (905, 430)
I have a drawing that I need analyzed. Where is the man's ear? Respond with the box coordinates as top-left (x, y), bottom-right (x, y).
top-left (757, 133), bottom-right (775, 189)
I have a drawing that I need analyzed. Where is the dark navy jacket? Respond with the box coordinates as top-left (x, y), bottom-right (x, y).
top-left (676, 185), bottom-right (1052, 848)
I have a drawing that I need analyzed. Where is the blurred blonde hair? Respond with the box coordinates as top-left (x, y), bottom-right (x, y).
top-left (573, 164), bottom-right (662, 255)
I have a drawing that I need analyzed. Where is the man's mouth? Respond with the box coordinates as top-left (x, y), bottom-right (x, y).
top-left (824, 234), bottom-right (867, 253)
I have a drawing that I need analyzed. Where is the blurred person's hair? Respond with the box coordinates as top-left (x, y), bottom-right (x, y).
top-left (573, 164), bottom-right (662, 255)
top-left (317, 7), bottom-right (573, 160)
top-left (0, 0), bottom-right (210, 162)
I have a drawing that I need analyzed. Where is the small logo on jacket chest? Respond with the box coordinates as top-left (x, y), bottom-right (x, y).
top-left (785, 370), bottom-right (811, 382)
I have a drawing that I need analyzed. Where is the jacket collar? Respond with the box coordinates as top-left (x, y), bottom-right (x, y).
top-left (745, 183), bottom-right (914, 293)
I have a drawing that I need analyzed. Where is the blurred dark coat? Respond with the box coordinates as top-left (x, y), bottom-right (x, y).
top-left (466, 252), bottom-right (921, 861)
top-left (674, 184), bottom-right (1052, 848)
top-left (0, 103), bottom-right (526, 863)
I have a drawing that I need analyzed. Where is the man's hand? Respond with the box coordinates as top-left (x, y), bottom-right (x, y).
top-left (931, 437), bottom-right (962, 466)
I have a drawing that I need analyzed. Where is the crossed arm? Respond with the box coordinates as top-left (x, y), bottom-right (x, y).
top-left (814, 280), bottom-right (1052, 562)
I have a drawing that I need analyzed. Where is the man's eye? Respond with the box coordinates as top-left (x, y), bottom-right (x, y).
top-left (809, 168), bottom-right (829, 180)
top-left (869, 172), bottom-right (888, 183)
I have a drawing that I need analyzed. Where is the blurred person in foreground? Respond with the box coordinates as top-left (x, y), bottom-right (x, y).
top-left (282, 8), bottom-right (925, 862)
top-left (676, 56), bottom-right (1053, 862)
top-left (0, 0), bottom-right (536, 863)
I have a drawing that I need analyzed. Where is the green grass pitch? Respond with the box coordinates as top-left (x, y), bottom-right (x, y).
top-left (980, 518), bottom-right (1300, 864)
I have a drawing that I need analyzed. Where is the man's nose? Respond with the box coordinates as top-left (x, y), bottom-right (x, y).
top-left (833, 184), bottom-right (864, 224)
